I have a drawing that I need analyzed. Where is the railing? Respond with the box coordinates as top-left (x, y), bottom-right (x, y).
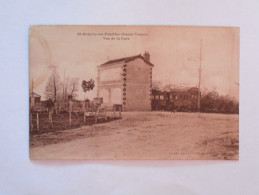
top-left (30, 103), bottom-right (123, 132)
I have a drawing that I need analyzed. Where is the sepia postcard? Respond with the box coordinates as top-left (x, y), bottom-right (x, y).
top-left (29, 25), bottom-right (239, 160)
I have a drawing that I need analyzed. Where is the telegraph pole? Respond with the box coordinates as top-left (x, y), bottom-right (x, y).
top-left (198, 40), bottom-right (202, 112)
top-left (63, 69), bottom-right (66, 99)
top-left (49, 64), bottom-right (57, 74)
top-left (30, 79), bottom-right (35, 112)
top-left (31, 79), bottom-right (34, 93)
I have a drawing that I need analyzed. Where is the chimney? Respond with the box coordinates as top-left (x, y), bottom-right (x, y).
top-left (143, 51), bottom-right (150, 62)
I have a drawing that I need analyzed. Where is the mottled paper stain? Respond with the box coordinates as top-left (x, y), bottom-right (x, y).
top-left (30, 27), bottom-right (52, 90)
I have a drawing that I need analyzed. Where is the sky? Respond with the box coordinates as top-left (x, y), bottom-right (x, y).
top-left (30, 25), bottom-right (239, 101)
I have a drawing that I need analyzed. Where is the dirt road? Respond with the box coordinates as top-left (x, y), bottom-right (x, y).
top-left (30, 112), bottom-right (239, 160)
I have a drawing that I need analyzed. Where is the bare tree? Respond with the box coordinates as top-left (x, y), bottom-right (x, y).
top-left (163, 84), bottom-right (174, 92)
top-left (152, 80), bottom-right (162, 90)
top-left (62, 77), bottom-right (79, 100)
top-left (68, 78), bottom-right (79, 98)
top-left (62, 77), bottom-right (70, 100)
top-left (44, 70), bottom-right (62, 102)
top-left (200, 89), bottom-right (239, 113)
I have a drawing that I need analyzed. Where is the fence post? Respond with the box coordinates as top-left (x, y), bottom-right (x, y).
top-left (83, 101), bottom-right (86, 124)
top-left (36, 113), bottom-right (39, 131)
top-left (49, 109), bottom-right (53, 129)
top-left (113, 105), bottom-right (116, 117)
top-left (30, 113), bottom-right (33, 131)
top-left (69, 100), bottom-right (72, 127)
top-left (119, 105), bottom-right (122, 118)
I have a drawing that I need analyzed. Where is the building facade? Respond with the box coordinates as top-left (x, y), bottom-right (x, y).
top-left (97, 52), bottom-right (154, 111)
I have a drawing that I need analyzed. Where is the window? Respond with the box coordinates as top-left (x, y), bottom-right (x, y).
top-left (160, 95), bottom-right (164, 100)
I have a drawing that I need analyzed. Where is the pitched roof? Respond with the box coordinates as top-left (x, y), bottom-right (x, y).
top-left (30, 92), bottom-right (41, 98)
top-left (98, 54), bottom-right (154, 67)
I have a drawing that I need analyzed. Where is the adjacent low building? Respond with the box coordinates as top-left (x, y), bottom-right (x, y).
top-left (97, 52), bottom-right (154, 111)
top-left (29, 92), bottom-right (41, 109)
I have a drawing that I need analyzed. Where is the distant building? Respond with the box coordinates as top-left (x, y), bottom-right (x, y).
top-left (29, 92), bottom-right (41, 108)
top-left (97, 52), bottom-right (154, 111)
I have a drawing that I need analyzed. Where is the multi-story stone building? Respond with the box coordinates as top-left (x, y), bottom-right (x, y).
top-left (97, 52), bottom-right (154, 111)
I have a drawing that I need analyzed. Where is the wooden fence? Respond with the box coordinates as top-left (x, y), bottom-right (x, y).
top-left (30, 102), bottom-right (122, 132)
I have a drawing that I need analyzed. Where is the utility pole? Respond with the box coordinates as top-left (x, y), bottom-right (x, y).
top-left (31, 79), bottom-right (34, 111)
top-left (63, 69), bottom-right (66, 99)
top-left (49, 64), bottom-right (57, 74)
top-left (31, 79), bottom-right (34, 93)
top-left (198, 40), bottom-right (202, 112)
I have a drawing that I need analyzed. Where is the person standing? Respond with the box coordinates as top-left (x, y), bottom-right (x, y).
top-left (170, 100), bottom-right (175, 113)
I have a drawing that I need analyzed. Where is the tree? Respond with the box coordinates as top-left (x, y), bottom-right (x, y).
top-left (152, 80), bottom-right (162, 90)
top-left (68, 78), bottom-right (79, 98)
top-left (200, 89), bottom-right (239, 114)
top-left (163, 84), bottom-right (174, 92)
top-left (81, 79), bottom-right (95, 99)
top-left (62, 77), bottom-right (70, 100)
top-left (44, 70), bottom-right (62, 102)
top-left (63, 77), bottom-right (79, 99)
